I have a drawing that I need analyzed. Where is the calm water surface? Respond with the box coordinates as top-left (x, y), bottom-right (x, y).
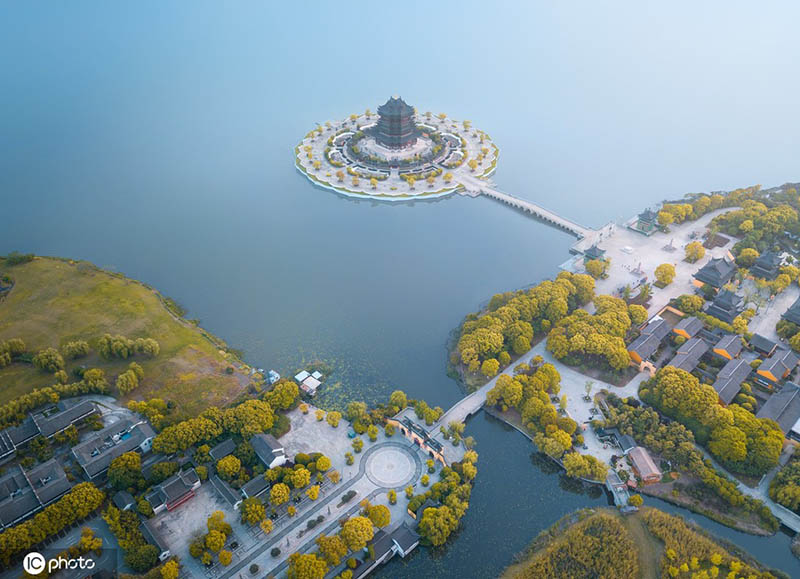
top-left (2, 1), bottom-right (800, 576)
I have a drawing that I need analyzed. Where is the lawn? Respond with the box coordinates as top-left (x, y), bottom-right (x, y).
top-left (0, 256), bottom-right (250, 418)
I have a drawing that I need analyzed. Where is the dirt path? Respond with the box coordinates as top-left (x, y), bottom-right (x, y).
top-left (622, 512), bottom-right (662, 579)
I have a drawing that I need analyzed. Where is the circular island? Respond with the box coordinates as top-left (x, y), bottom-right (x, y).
top-left (295, 95), bottom-right (499, 200)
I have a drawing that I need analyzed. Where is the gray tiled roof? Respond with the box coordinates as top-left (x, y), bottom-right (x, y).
top-left (693, 256), bottom-right (736, 288)
top-left (72, 419), bottom-right (155, 478)
top-left (783, 297), bottom-right (800, 326)
top-left (209, 438), bottom-right (236, 461)
top-left (758, 348), bottom-right (799, 382)
top-left (669, 338), bottom-right (709, 372)
top-left (750, 334), bottom-right (778, 355)
top-left (251, 433), bottom-right (284, 466)
top-left (642, 318), bottom-right (672, 340)
top-left (628, 333), bottom-right (661, 360)
top-left (0, 459), bottom-right (72, 529)
top-left (757, 382), bottom-right (800, 433)
top-left (674, 317), bottom-right (704, 338)
top-left (714, 334), bottom-right (743, 358)
top-left (241, 474), bottom-right (270, 498)
top-left (713, 358), bottom-right (752, 404)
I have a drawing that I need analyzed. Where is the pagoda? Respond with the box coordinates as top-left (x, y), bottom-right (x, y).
top-left (372, 96), bottom-right (419, 149)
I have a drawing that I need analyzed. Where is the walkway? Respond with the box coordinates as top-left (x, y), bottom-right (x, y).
top-left (458, 174), bottom-right (592, 238)
top-left (217, 440), bottom-right (422, 579)
top-left (699, 444), bottom-right (800, 533)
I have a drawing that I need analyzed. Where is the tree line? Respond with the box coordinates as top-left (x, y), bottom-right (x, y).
top-left (641, 367), bottom-right (783, 478)
top-left (455, 271), bottom-right (595, 376)
top-left (0, 483), bottom-right (105, 565)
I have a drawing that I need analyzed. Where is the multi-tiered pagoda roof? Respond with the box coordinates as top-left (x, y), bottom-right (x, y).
top-left (373, 96), bottom-right (419, 149)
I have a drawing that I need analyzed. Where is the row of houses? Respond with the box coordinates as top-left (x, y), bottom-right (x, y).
top-left (0, 400), bottom-right (97, 463)
top-left (0, 458), bottom-right (72, 529)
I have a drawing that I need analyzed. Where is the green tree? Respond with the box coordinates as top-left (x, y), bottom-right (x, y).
top-left (270, 483), bottom-right (290, 506)
top-left (480, 358), bottom-right (500, 377)
top-left (240, 497), bottom-right (266, 525)
top-left (316, 533), bottom-right (348, 566)
top-left (326, 411), bottom-right (342, 428)
top-left (205, 529), bottom-right (226, 553)
top-left (340, 516), bottom-right (374, 551)
top-left (216, 455), bottom-right (242, 480)
top-left (108, 451), bottom-right (143, 490)
top-left (288, 552), bottom-right (328, 579)
top-left (737, 247), bottom-right (759, 268)
top-left (33, 347), bottom-right (64, 373)
top-left (684, 241), bottom-right (705, 263)
top-left (367, 504), bottom-right (391, 528)
top-left (654, 263), bottom-right (676, 287)
top-left (289, 467), bottom-right (311, 489)
top-left (418, 505), bottom-right (458, 546)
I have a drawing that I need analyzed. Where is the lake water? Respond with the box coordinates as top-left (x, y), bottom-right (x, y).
top-left (2, 1), bottom-right (800, 576)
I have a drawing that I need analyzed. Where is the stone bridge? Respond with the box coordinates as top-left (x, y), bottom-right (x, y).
top-left (458, 174), bottom-right (592, 238)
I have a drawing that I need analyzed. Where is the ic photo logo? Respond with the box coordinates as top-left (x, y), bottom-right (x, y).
top-left (23, 551), bottom-right (96, 575)
top-left (22, 552), bottom-right (46, 575)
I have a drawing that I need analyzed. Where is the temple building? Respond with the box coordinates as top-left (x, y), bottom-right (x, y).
top-left (372, 96), bottom-right (419, 149)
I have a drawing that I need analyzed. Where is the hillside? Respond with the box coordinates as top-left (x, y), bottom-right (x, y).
top-left (0, 256), bottom-right (249, 417)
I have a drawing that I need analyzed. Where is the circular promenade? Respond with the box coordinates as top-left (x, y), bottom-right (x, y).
top-left (295, 104), bottom-right (499, 201)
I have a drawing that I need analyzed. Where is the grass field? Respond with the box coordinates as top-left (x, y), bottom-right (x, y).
top-left (0, 256), bottom-right (250, 417)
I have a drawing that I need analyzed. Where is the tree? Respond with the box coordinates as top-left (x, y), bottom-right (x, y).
top-left (367, 504), bottom-right (391, 528)
top-left (270, 483), bottom-right (290, 506)
top-left (654, 263), bottom-right (676, 287)
top-left (389, 390), bottom-right (407, 410)
top-left (315, 455), bottom-right (331, 472)
top-left (288, 552), bottom-right (328, 579)
top-left (306, 485), bottom-right (319, 500)
top-left (336, 170), bottom-right (344, 182)
top-left (240, 497), bottom-right (266, 525)
top-left (205, 530), bottom-right (226, 553)
top-left (468, 159), bottom-right (478, 172)
top-left (628, 494), bottom-right (643, 507)
top-left (314, 533), bottom-right (347, 566)
top-left (388, 489), bottom-right (397, 504)
top-left (585, 259), bottom-right (608, 279)
top-left (340, 516), bottom-right (374, 551)
top-left (684, 241), bottom-right (705, 263)
top-left (108, 451), bottom-right (143, 490)
top-left (33, 347), bottom-right (64, 373)
top-left (264, 380), bottom-right (299, 410)
top-left (367, 424), bottom-right (379, 441)
top-left (326, 411), bottom-right (341, 428)
top-left (260, 519), bottom-right (273, 534)
top-left (407, 176), bottom-right (415, 190)
top-left (628, 304), bottom-right (648, 325)
top-left (217, 455), bottom-right (241, 480)
top-left (218, 549), bottom-right (232, 566)
top-left (737, 247), bottom-right (759, 268)
top-left (370, 177), bottom-right (377, 189)
top-left (675, 294), bottom-right (704, 314)
top-left (480, 358), bottom-right (499, 377)
top-left (352, 438), bottom-right (364, 453)
top-left (443, 172), bottom-right (453, 183)
top-left (657, 211), bottom-right (674, 228)
top-left (289, 467), bottom-right (311, 489)
top-left (418, 505), bottom-right (458, 546)
top-left (160, 560), bottom-right (180, 579)
top-left (62, 340), bottom-right (90, 359)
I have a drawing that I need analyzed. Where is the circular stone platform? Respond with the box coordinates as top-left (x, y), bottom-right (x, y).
top-left (364, 444), bottom-right (421, 488)
top-left (295, 106), bottom-right (499, 201)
